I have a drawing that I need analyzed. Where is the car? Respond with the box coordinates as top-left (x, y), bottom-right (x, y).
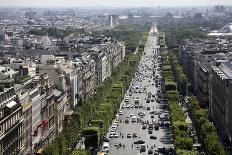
top-left (154, 124), bottom-right (159, 130)
top-left (150, 135), bottom-right (157, 140)
top-left (148, 129), bottom-right (153, 134)
top-left (118, 111), bottom-right (123, 115)
top-left (140, 144), bottom-right (146, 152)
top-left (153, 151), bottom-right (159, 155)
top-left (109, 134), bottom-right (114, 138)
top-left (114, 133), bottom-right (119, 138)
top-left (151, 115), bottom-right (154, 119)
top-left (142, 125), bottom-right (147, 129)
top-left (103, 137), bottom-right (110, 142)
top-left (138, 112), bottom-right (145, 116)
top-left (148, 149), bottom-right (153, 154)
top-left (133, 133), bottom-right (137, 138)
top-left (127, 134), bottom-right (132, 138)
top-left (134, 140), bottom-right (145, 144)
top-left (110, 130), bottom-right (115, 134)
top-left (147, 107), bottom-right (151, 110)
top-left (164, 122), bottom-right (170, 127)
top-left (111, 126), bottom-right (117, 130)
top-left (158, 147), bottom-right (170, 154)
top-left (160, 121), bottom-right (164, 126)
top-left (125, 118), bottom-right (129, 123)
top-left (149, 111), bottom-right (155, 115)
top-left (151, 99), bottom-right (154, 102)
top-left (130, 114), bottom-right (135, 117)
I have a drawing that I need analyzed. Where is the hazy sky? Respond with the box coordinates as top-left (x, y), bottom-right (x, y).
top-left (1, 0), bottom-right (232, 7)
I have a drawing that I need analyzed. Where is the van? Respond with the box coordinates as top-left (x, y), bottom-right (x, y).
top-left (102, 142), bottom-right (109, 153)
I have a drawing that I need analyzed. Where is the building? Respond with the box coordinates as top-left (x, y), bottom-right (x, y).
top-left (15, 79), bottom-right (33, 154)
top-left (210, 61), bottom-right (232, 143)
top-left (0, 67), bottom-right (24, 155)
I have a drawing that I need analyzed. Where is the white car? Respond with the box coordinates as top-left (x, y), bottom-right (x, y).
top-left (114, 133), bottom-right (119, 138)
top-left (111, 126), bottom-right (117, 131)
top-left (126, 104), bottom-right (131, 108)
top-left (109, 133), bottom-right (114, 138)
top-left (118, 111), bottom-right (123, 115)
top-left (130, 114), bottom-right (135, 117)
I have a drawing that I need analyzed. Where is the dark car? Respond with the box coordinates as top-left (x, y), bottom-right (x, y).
top-left (147, 107), bottom-right (151, 110)
top-left (127, 134), bottom-right (132, 138)
top-left (133, 133), bottom-right (137, 138)
top-left (151, 115), bottom-right (154, 119)
top-left (164, 122), bottom-right (170, 127)
top-left (134, 140), bottom-right (145, 144)
top-left (154, 124), bottom-right (159, 130)
top-left (148, 149), bottom-right (153, 154)
top-left (142, 125), bottom-right (147, 129)
top-left (150, 135), bottom-right (157, 140)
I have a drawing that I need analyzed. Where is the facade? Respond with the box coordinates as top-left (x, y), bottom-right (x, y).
top-left (210, 61), bottom-right (232, 142)
top-left (15, 79), bottom-right (33, 154)
top-left (0, 80), bottom-right (24, 155)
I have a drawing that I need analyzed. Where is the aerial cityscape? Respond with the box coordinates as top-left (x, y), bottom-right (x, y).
top-left (0, 0), bottom-right (232, 155)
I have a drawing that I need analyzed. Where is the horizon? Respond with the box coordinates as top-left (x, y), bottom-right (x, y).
top-left (1, 0), bottom-right (232, 8)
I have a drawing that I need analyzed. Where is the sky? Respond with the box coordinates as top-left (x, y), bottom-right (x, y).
top-left (0, 0), bottom-right (232, 7)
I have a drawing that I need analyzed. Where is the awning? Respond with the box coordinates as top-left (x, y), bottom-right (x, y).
top-left (6, 101), bottom-right (17, 109)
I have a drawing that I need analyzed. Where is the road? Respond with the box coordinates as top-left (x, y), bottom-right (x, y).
top-left (104, 27), bottom-right (173, 155)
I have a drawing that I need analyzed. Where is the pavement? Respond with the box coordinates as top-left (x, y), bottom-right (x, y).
top-left (104, 27), bottom-right (173, 155)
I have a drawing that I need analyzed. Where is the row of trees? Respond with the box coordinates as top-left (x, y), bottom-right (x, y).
top-left (167, 48), bottom-right (225, 155)
top-left (168, 51), bottom-right (188, 96)
top-left (160, 34), bottom-right (197, 153)
top-left (188, 97), bottom-right (225, 155)
top-left (42, 32), bottom-right (147, 155)
top-left (160, 39), bottom-right (196, 154)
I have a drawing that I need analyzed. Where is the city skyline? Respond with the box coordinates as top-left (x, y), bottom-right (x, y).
top-left (0, 0), bottom-right (232, 7)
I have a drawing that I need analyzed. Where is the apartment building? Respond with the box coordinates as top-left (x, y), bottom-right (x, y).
top-left (0, 67), bottom-right (24, 155)
top-left (210, 61), bottom-right (232, 142)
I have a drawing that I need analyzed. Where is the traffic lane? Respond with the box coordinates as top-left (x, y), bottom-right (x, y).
top-left (109, 34), bottom-right (170, 154)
